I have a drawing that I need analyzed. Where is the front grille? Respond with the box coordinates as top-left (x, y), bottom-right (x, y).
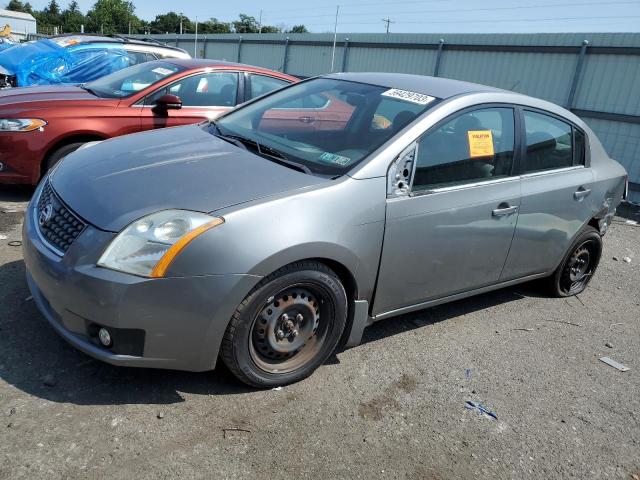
top-left (36, 180), bottom-right (86, 254)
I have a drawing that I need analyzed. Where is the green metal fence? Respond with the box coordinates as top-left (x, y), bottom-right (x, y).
top-left (137, 32), bottom-right (640, 201)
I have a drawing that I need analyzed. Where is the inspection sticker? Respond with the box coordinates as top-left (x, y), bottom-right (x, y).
top-left (152, 67), bottom-right (175, 76)
top-left (381, 89), bottom-right (436, 105)
top-left (467, 130), bottom-right (494, 158)
top-left (319, 152), bottom-right (351, 166)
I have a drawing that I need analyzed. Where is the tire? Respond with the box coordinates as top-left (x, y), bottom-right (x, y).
top-left (548, 225), bottom-right (602, 297)
top-left (44, 142), bottom-right (85, 175)
top-left (220, 261), bottom-right (348, 388)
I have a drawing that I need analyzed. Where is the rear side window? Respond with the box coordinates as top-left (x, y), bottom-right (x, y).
top-left (523, 111), bottom-right (574, 173)
top-left (126, 51), bottom-right (157, 66)
top-left (412, 107), bottom-right (515, 191)
top-left (248, 74), bottom-right (290, 100)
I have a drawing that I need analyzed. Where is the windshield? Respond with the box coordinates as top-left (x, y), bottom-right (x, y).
top-left (84, 61), bottom-right (184, 99)
top-left (215, 78), bottom-right (438, 175)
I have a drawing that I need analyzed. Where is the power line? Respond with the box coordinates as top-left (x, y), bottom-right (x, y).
top-left (261, 0), bottom-right (639, 21)
top-left (302, 14), bottom-right (640, 26)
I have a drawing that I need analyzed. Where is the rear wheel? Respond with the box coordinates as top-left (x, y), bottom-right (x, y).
top-left (220, 261), bottom-right (347, 388)
top-left (44, 142), bottom-right (86, 175)
top-left (548, 226), bottom-right (602, 297)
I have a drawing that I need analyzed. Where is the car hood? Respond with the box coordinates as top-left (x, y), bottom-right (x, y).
top-left (50, 124), bottom-right (328, 232)
top-left (0, 85), bottom-right (98, 106)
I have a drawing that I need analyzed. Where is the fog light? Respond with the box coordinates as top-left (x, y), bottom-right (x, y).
top-left (98, 328), bottom-right (112, 347)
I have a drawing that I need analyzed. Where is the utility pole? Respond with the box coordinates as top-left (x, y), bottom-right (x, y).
top-left (179, 14), bottom-right (183, 35)
top-left (330, 5), bottom-right (339, 72)
top-left (128, 21), bottom-right (131, 35)
top-left (194, 16), bottom-right (198, 58)
top-left (258, 9), bottom-right (263, 34)
top-left (382, 18), bottom-right (394, 34)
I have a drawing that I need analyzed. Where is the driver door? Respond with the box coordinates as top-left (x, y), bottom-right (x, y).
top-left (139, 71), bottom-right (240, 131)
top-left (373, 106), bottom-right (522, 315)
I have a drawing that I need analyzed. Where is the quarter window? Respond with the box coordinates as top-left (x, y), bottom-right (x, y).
top-left (146, 72), bottom-right (238, 107)
top-left (523, 111), bottom-right (574, 173)
top-left (412, 107), bottom-right (515, 191)
top-left (248, 74), bottom-right (290, 100)
top-left (574, 128), bottom-right (586, 166)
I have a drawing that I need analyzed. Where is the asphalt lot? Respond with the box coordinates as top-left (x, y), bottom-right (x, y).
top-left (0, 185), bottom-right (639, 480)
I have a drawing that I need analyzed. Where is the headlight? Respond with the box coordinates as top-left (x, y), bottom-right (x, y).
top-left (97, 210), bottom-right (224, 278)
top-left (0, 118), bottom-right (47, 132)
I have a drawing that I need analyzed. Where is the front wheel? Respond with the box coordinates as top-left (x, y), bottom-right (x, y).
top-left (44, 142), bottom-right (86, 175)
top-left (220, 261), bottom-right (348, 388)
top-left (548, 225), bottom-right (602, 297)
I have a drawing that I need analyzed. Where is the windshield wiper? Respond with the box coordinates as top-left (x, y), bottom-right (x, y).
top-left (210, 124), bottom-right (312, 175)
top-left (79, 84), bottom-right (98, 97)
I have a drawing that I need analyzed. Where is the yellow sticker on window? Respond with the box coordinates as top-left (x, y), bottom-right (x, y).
top-left (467, 130), bottom-right (494, 158)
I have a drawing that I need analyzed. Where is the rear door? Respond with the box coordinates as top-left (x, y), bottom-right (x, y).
top-left (500, 109), bottom-right (594, 280)
top-left (374, 106), bottom-right (522, 315)
top-left (139, 71), bottom-right (240, 130)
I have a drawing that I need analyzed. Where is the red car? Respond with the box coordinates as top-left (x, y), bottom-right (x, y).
top-left (0, 59), bottom-right (298, 185)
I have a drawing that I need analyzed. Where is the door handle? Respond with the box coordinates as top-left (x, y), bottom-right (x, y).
top-left (492, 205), bottom-right (519, 217)
top-left (573, 187), bottom-right (591, 200)
top-left (299, 116), bottom-right (316, 124)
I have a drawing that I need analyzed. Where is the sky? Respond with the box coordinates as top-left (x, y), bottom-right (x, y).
top-left (18, 0), bottom-right (640, 34)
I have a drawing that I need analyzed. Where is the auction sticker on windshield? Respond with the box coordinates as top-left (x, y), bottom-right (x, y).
top-left (319, 152), bottom-right (351, 166)
top-left (152, 67), bottom-right (175, 76)
top-left (381, 89), bottom-right (436, 105)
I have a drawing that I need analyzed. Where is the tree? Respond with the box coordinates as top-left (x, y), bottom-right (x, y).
top-left (6, 0), bottom-right (33, 13)
top-left (288, 24), bottom-right (308, 33)
top-left (198, 18), bottom-right (231, 34)
top-left (32, 0), bottom-right (62, 34)
top-left (260, 25), bottom-right (281, 33)
top-left (60, 1), bottom-right (86, 33)
top-left (149, 11), bottom-right (192, 34)
top-left (232, 13), bottom-right (259, 33)
top-left (85, 0), bottom-right (141, 34)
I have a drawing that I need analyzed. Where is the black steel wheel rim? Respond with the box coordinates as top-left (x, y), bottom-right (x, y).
top-left (560, 239), bottom-right (598, 295)
top-left (249, 283), bottom-right (334, 374)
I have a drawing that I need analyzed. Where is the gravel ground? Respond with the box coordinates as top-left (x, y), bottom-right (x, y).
top-left (0, 186), bottom-right (639, 480)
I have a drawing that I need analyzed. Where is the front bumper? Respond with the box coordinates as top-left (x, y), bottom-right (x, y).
top-left (22, 196), bottom-right (261, 372)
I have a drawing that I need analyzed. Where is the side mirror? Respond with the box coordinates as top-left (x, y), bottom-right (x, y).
top-left (153, 94), bottom-right (182, 114)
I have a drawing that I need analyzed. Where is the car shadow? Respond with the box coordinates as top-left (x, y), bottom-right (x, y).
top-left (616, 202), bottom-right (640, 222)
top-left (1, 257), bottom-right (544, 405)
top-left (355, 282), bottom-right (542, 347)
top-left (0, 185), bottom-right (34, 203)
top-left (0, 259), bottom-right (254, 406)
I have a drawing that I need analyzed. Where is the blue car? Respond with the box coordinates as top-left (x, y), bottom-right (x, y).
top-left (0, 34), bottom-right (189, 88)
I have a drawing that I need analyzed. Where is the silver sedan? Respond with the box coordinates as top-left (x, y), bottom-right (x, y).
top-left (23, 73), bottom-right (628, 387)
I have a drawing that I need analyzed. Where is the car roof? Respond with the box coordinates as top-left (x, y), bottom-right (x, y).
top-left (51, 34), bottom-right (187, 53)
top-left (323, 72), bottom-right (505, 99)
top-left (164, 58), bottom-right (296, 76)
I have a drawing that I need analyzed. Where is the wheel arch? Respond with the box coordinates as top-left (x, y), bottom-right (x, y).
top-left (258, 256), bottom-right (361, 349)
top-left (41, 133), bottom-right (108, 177)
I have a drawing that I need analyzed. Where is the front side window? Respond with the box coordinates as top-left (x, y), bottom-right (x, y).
top-left (523, 111), bottom-right (574, 173)
top-left (412, 107), bottom-right (515, 191)
top-left (84, 61), bottom-right (184, 98)
top-left (146, 72), bottom-right (239, 107)
top-left (215, 78), bottom-right (438, 175)
top-left (248, 74), bottom-right (290, 100)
